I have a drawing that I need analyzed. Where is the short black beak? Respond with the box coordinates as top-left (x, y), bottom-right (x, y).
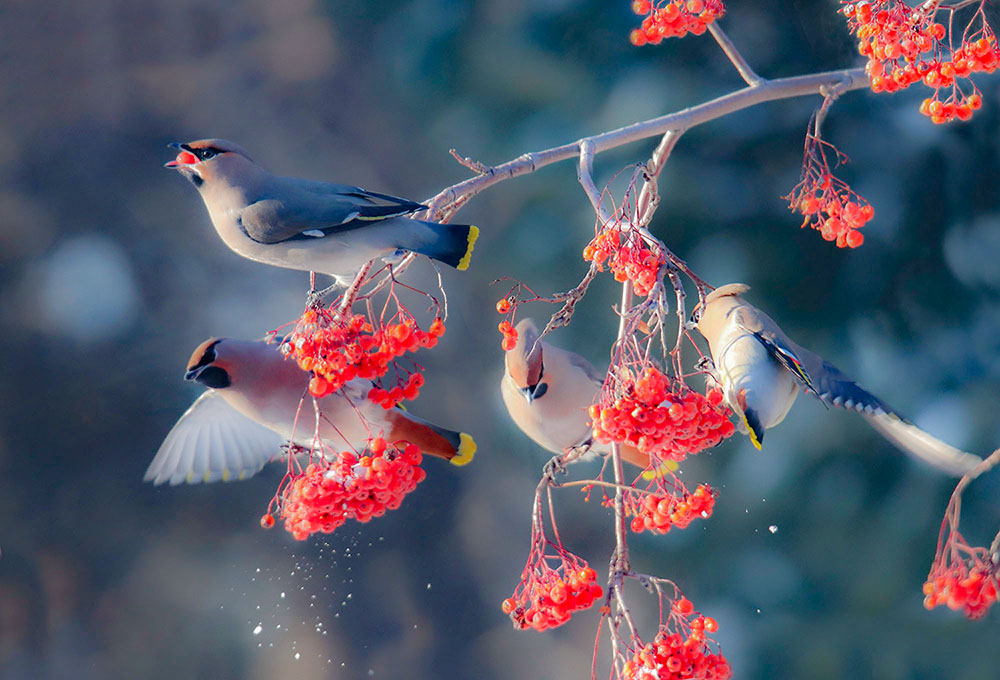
top-left (184, 366), bottom-right (204, 381)
top-left (522, 382), bottom-right (548, 404)
top-left (167, 142), bottom-right (183, 149)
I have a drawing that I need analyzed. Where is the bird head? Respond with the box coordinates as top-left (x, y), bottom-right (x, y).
top-left (185, 338), bottom-right (233, 389)
top-left (694, 283), bottom-right (751, 337)
top-left (504, 318), bottom-right (548, 403)
top-left (164, 139), bottom-right (255, 189)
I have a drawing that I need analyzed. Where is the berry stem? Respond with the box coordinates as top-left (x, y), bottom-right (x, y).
top-left (609, 280), bottom-right (635, 608)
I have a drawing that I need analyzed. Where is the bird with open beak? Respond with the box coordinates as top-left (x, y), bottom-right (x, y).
top-left (164, 138), bottom-right (478, 284)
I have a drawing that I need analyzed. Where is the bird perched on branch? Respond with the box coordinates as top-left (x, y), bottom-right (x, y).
top-left (501, 318), bottom-right (669, 473)
top-left (164, 139), bottom-right (478, 284)
top-left (145, 337), bottom-right (475, 485)
top-left (693, 283), bottom-right (981, 476)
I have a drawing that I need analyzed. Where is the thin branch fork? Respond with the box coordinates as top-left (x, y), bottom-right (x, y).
top-left (427, 67), bottom-right (867, 218)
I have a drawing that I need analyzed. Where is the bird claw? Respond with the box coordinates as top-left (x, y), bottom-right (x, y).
top-left (542, 455), bottom-right (569, 479)
top-left (694, 356), bottom-right (716, 373)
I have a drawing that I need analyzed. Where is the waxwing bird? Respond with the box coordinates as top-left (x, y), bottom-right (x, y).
top-left (501, 318), bottom-right (659, 471)
top-left (145, 337), bottom-right (475, 485)
top-left (164, 139), bottom-right (479, 284)
top-left (694, 283), bottom-right (982, 476)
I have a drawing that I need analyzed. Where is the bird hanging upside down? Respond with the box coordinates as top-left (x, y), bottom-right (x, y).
top-left (693, 283), bottom-right (981, 476)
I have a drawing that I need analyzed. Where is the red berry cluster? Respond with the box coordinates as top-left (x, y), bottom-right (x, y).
top-left (785, 136), bottom-right (873, 249)
top-left (275, 438), bottom-right (426, 540)
top-left (924, 542), bottom-right (998, 619)
top-left (842, 0), bottom-right (999, 123)
top-left (368, 373), bottom-right (425, 409)
top-left (498, 320), bottom-right (519, 352)
top-left (280, 308), bottom-right (444, 399)
top-left (591, 367), bottom-right (735, 463)
top-left (622, 601), bottom-right (731, 680)
top-left (629, 483), bottom-right (716, 534)
top-left (502, 562), bottom-right (603, 631)
top-left (630, 0), bottom-right (725, 45)
top-left (584, 229), bottom-right (665, 296)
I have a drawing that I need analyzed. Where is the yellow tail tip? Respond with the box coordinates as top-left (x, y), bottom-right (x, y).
top-left (741, 412), bottom-right (763, 450)
top-left (456, 226), bottom-right (479, 271)
top-left (451, 432), bottom-right (476, 466)
top-left (640, 460), bottom-right (679, 481)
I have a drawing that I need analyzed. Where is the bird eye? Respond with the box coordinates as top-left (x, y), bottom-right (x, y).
top-left (197, 148), bottom-right (219, 160)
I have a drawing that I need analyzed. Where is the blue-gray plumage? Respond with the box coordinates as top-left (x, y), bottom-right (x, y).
top-left (165, 139), bottom-right (478, 284)
top-left (695, 283), bottom-right (981, 476)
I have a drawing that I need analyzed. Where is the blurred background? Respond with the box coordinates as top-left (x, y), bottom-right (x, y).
top-left (2, 0), bottom-right (1000, 678)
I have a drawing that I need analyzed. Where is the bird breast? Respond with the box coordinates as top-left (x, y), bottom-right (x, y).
top-left (715, 331), bottom-right (799, 429)
top-left (501, 375), bottom-right (592, 454)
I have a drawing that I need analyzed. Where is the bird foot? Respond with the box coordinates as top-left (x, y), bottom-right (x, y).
top-left (694, 355), bottom-right (716, 374)
top-left (542, 454), bottom-right (570, 480)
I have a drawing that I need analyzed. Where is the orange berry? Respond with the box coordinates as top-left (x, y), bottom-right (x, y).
top-left (496, 298), bottom-right (512, 314)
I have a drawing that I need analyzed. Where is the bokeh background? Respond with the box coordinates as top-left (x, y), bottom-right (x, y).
top-left (2, 0), bottom-right (1000, 678)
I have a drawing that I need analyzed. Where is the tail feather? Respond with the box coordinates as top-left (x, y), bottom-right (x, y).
top-left (409, 221), bottom-right (479, 271)
top-left (864, 412), bottom-right (981, 476)
top-left (387, 410), bottom-right (476, 466)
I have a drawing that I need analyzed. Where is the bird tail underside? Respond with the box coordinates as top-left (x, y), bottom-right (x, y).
top-left (386, 410), bottom-right (476, 466)
top-left (864, 411), bottom-right (982, 477)
top-left (409, 221), bottom-right (479, 271)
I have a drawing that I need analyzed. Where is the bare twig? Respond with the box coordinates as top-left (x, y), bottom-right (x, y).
top-left (708, 23), bottom-right (762, 86)
top-left (425, 67), bottom-right (866, 216)
top-left (449, 148), bottom-right (490, 174)
top-left (337, 260), bottom-right (374, 316)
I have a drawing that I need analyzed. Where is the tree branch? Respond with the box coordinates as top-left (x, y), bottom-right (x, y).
top-left (708, 23), bottom-right (762, 86)
top-left (427, 67), bottom-right (867, 216)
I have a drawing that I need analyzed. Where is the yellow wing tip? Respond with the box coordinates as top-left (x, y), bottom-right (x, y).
top-left (451, 432), bottom-right (477, 466)
top-left (640, 459), bottom-right (679, 481)
top-left (456, 226), bottom-right (479, 271)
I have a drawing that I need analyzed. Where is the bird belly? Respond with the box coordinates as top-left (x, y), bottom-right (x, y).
top-left (208, 211), bottom-right (395, 280)
top-left (221, 382), bottom-right (381, 455)
top-left (717, 335), bottom-right (798, 429)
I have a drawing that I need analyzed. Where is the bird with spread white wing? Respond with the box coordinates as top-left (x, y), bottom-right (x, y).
top-left (693, 283), bottom-right (981, 476)
top-left (164, 139), bottom-right (479, 284)
top-left (145, 337), bottom-right (475, 486)
top-left (501, 318), bottom-right (666, 472)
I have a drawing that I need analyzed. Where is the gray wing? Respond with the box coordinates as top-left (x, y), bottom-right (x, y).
top-left (145, 391), bottom-right (285, 486)
top-left (567, 351), bottom-right (606, 387)
top-left (739, 306), bottom-right (892, 414)
top-left (750, 315), bottom-right (982, 476)
top-left (239, 183), bottom-right (426, 244)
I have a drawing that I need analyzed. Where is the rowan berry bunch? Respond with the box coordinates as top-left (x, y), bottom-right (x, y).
top-left (502, 554), bottom-right (603, 631)
top-left (591, 365), bottom-right (735, 463)
top-left (620, 597), bottom-right (731, 680)
top-left (924, 552), bottom-right (998, 619)
top-left (628, 483), bottom-right (716, 535)
top-left (584, 227), bottom-right (665, 296)
top-left (280, 306), bottom-right (444, 403)
top-left (267, 438), bottom-right (427, 540)
top-left (629, 0), bottom-right (726, 46)
top-left (785, 134), bottom-right (873, 249)
top-left (841, 0), bottom-right (999, 123)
